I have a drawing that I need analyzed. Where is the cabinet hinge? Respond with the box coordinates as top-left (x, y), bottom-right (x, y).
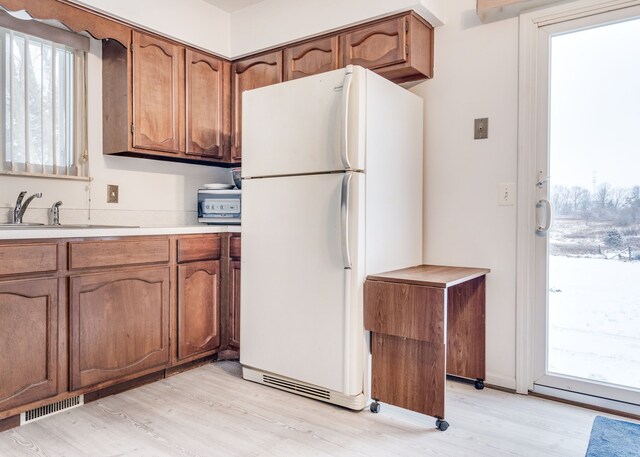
top-left (131, 123), bottom-right (135, 134)
top-left (405, 20), bottom-right (409, 32)
top-left (405, 44), bottom-right (409, 56)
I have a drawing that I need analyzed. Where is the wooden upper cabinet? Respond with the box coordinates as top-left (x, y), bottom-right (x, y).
top-left (231, 51), bottom-right (283, 162)
top-left (102, 11), bottom-right (432, 166)
top-left (284, 36), bottom-right (340, 81)
top-left (0, 278), bottom-right (61, 412)
top-left (343, 13), bottom-right (433, 83)
top-left (344, 16), bottom-right (408, 71)
top-left (186, 50), bottom-right (230, 159)
top-left (132, 31), bottom-right (184, 153)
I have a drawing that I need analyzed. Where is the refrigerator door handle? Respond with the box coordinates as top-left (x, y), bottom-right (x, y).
top-left (340, 65), bottom-right (354, 170)
top-left (341, 172), bottom-right (353, 269)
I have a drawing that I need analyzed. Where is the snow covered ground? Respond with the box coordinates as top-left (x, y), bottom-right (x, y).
top-left (548, 255), bottom-right (640, 389)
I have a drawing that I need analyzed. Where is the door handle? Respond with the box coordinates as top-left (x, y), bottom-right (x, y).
top-left (341, 172), bottom-right (353, 269)
top-left (340, 66), bottom-right (353, 170)
top-left (536, 199), bottom-right (552, 235)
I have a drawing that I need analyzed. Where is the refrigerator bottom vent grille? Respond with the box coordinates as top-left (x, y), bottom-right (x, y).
top-left (263, 375), bottom-right (331, 400)
top-left (20, 395), bottom-right (84, 425)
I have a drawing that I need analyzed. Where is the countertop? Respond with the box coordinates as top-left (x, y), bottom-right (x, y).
top-left (367, 265), bottom-right (490, 288)
top-left (0, 224), bottom-right (241, 240)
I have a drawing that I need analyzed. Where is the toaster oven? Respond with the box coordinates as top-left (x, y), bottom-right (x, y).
top-left (198, 189), bottom-right (241, 225)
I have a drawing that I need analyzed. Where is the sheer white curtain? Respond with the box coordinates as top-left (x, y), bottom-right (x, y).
top-left (0, 11), bottom-right (88, 178)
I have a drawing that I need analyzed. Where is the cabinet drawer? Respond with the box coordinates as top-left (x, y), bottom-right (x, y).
top-left (229, 235), bottom-right (241, 259)
top-left (364, 280), bottom-right (445, 344)
top-left (177, 235), bottom-right (221, 263)
top-left (0, 243), bottom-right (58, 276)
top-left (69, 238), bottom-right (170, 270)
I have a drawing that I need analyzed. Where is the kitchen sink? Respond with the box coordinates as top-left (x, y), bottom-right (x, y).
top-left (0, 223), bottom-right (45, 227)
top-left (0, 223), bottom-right (139, 229)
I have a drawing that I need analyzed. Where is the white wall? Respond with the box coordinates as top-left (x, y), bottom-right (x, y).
top-left (72, 0), bottom-right (231, 56)
top-left (410, 0), bottom-right (519, 388)
top-left (230, 0), bottom-right (444, 57)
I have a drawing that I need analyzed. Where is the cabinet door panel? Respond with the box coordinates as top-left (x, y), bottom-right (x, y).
top-left (0, 279), bottom-right (59, 411)
top-left (229, 259), bottom-right (241, 350)
top-left (133, 31), bottom-right (184, 153)
top-left (70, 267), bottom-right (170, 390)
top-left (231, 51), bottom-right (282, 162)
top-left (186, 50), bottom-right (229, 159)
top-left (177, 261), bottom-right (220, 360)
top-left (284, 36), bottom-right (340, 81)
top-left (344, 16), bottom-right (407, 70)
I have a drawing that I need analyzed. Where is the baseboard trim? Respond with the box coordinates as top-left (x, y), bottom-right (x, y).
top-left (0, 415), bottom-right (20, 433)
top-left (486, 372), bottom-right (517, 390)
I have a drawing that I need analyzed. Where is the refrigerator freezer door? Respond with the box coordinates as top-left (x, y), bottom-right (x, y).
top-left (242, 66), bottom-right (365, 178)
top-left (240, 172), bottom-right (364, 395)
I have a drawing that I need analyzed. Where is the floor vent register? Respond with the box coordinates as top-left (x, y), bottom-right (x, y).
top-left (20, 395), bottom-right (84, 425)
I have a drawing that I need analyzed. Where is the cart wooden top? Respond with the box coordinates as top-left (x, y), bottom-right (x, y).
top-left (366, 264), bottom-right (490, 289)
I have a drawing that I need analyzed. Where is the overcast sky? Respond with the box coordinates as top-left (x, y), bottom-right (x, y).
top-left (550, 16), bottom-right (640, 190)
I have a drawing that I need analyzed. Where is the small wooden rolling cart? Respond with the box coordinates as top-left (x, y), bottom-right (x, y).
top-left (364, 265), bottom-right (490, 431)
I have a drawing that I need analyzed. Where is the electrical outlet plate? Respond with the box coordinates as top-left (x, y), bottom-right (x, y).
top-left (474, 118), bottom-right (489, 139)
top-left (107, 184), bottom-right (119, 203)
top-left (498, 182), bottom-right (516, 206)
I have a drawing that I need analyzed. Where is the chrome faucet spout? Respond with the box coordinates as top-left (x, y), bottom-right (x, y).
top-left (13, 192), bottom-right (42, 224)
top-left (11, 191), bottom-right (27, 223)
top-left (50, 201), bottom-right (63, 225)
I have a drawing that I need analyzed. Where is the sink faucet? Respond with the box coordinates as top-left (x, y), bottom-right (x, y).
top-left (12, 191), bottom-right (42, 224)
top-left (50, 201), bottom-right (63, 225)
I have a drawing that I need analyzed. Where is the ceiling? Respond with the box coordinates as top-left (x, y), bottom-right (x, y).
top-left (202, 0), bottom-right (266, 13)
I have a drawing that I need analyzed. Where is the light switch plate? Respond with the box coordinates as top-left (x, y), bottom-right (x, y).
top-left (474, 118), bottom-right (489, 139)
top-left (107, 184), bottom-right (119, 203)
top-left (498, 182), bottom-right (515, 206)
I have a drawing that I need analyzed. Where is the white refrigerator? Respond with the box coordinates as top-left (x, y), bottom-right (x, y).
top-left (240, 65), bottom-right (423, 410)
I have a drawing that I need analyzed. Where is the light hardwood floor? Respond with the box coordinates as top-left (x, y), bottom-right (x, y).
top-left (0, 361), bottom-right (631, 456)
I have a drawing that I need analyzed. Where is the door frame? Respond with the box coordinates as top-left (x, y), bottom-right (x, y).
top-left (515, 0), bottom-right (640, 396)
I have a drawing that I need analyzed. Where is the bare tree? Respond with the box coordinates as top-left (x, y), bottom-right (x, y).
top-left (594, 182), bottom-right (611, 209)
top-left (570, 186), bottom-right (590, 213)
top-left (552, 185), bottom-right (571, 215)
top-left (625, 186), bottom-right (640, 208)
top-left (609, 187), bottom-right (628, 209)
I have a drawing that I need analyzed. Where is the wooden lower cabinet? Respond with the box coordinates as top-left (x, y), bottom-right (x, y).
top-left (0, 278), bottom-right (61, 411)
top-left (69, 267), bottom-right (171, 390)
top-left (177, 260), bottom-right (220, 361)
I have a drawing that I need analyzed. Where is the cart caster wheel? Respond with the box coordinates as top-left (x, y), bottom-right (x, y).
top-left (435, 419), bottom-right (449, 431)
top-left (474, 379), bottom-right (485, 390)
top-left (370, 401), bottom-right (381, 414)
